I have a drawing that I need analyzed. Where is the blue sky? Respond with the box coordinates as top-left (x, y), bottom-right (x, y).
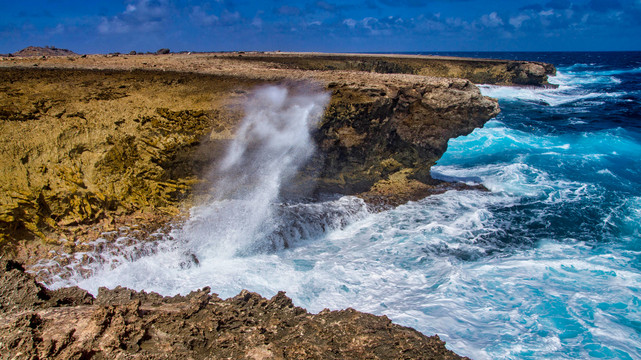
top-left (1, 0), bottom-right (640, 53)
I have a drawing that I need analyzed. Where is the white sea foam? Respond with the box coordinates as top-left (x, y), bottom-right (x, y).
top-left (479, 83), bottom-right (620, 107)
top-left (479, 68), bottom-right (628, 107)
top-left (34, 60), bottom-right (641, 360)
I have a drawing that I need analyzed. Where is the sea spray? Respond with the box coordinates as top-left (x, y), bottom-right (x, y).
top-left (37, 84), bottom-right (374, 293)
top-left (177, 85), bottom-right (331, 258)
top-left (33, 52), bottom-right (641, 359)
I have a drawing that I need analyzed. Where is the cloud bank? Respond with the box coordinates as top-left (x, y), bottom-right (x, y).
top-left (1, 0), bottom-right (639, 53)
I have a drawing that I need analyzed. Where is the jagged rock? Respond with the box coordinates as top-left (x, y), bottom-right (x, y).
top-left (508, 61), bottom-right (557, 86)
top-left (0, 260), bottom-right (468, 359)
top-left (0, 260), bottom-right (92, 313)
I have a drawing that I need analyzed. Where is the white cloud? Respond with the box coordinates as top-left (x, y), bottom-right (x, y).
top-left (98, 17), bottom-right (130, 34)
top-left (97, 0), bottom-right (170, 35)
top-left (219, 10), bottom-right (241, 25)
top-left (50, 24), bottom-right (65, 35)
top-left (251, 13), bottom-right (263, 29)
top-left (509, 14), bottom-right (530, 29)
top-left (343, 18), bottom-right (357, 28)
top-left (190, 6), bottom-right (219, 26)
top-left (481, 12), bottom-right (504, 27)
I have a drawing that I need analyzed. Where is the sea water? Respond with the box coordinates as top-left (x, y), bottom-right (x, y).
top-left (41, 52), bottom-right (641, 359)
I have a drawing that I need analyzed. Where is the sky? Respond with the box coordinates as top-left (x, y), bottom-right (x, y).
top-left (1, 0), bottom-right (640, 54)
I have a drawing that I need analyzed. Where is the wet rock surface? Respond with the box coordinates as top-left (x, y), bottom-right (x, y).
top-left (0, 260), bottom-right (468, 359)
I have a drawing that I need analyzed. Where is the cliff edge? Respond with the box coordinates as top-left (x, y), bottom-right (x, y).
top-left (0, 61), bottom-right (503, 255)
top-left (0, 260), bottom-right (467, 359)
top-left (0, 52), bottom-right (533, 359)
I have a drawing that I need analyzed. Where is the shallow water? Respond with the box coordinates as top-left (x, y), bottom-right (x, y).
top-left (40, 52), bottom-right (641, 359)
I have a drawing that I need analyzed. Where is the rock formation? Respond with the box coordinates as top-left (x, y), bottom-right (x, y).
top-left (12, 46), bottom-right (77, 57)
top-left (0, 64), bottom-right (502, 255)
top-left (0, 260), bottom-right (467, 359)
top-left (225, 52), bottom-right (557, 87)
top-left (0, 52), bottom-right (555, 359)
top-left (307, 77), bottom-right (498, 204)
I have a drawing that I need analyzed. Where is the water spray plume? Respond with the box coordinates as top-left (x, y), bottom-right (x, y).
top-left (179, 85), bottom-right (330, 258)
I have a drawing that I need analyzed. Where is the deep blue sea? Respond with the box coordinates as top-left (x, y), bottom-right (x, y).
top-left (40, 52), bottom-right (641, 359)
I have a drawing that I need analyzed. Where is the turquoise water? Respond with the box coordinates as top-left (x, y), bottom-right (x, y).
top-left (44, 52), bottom-right (641, 359)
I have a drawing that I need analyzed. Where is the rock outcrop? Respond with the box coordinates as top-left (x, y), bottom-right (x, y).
top-left (0, 51), bottom-right (557, 87)
top-left (225, 52), bottom-right (557, 87)
top-left (307, 77), bottom-right (499, 204)
top-left (0, 260), bottom-right (467, 359)
top-left (0, 68), bottom-right (259, 254)
top-left (0, 65), bottom-right (500, 254)
top-left (12, 46), bottom-right (77, 57)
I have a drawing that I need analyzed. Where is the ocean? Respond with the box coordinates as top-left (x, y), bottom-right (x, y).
top-left (41, 52), bottom-right (641, 359)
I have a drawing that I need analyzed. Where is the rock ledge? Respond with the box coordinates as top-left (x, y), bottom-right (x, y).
top-left (0, 260), bottom-right (467, 359)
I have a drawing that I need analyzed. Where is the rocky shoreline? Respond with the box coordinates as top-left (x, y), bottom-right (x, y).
top-left (0, 52), bottom-right (555, 358)
top-left (0, 260), bottom-right (468, 359)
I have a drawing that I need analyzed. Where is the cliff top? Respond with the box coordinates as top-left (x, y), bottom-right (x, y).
top-left (0, 50), bottom-right (556, 87)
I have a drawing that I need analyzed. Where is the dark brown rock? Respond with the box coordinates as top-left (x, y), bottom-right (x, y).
top-left (0, 260), bottom-right (93, 313)
top-left (0, 260), bottom-right (469, 359)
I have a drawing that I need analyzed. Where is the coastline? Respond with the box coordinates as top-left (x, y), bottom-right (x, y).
top-left (0, 52), bottom-right (556, 359)
top-left (0, 51), bottom-right (556, 86)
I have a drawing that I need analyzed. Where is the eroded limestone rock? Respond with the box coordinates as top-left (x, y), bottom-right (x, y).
top-left (1, 66), bottom-right (499, 254)
top-left (0, 260), bottom-right (468, 359)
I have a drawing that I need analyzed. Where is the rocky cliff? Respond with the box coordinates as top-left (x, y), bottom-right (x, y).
top-left (311, 77), bottom-right (498, 201)
top-left (223, 52), bottom-right (557, 87)
top-left (0, 64), bottom-right (498, 255)
top-left (0, 53), bottom-right (531, 359)
top-left (0, 260), bottom-right (467, 359)
top-left (0, 51), bottom-right (556, 87)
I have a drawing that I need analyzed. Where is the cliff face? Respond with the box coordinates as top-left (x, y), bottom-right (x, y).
top-left (0, 66), bottom-right (499, 253)
top-left (307, 77), bottom-right (498, 202)
top-left (0, 68), bottom-right (256, 254)
top-left (0, 260), bottom-right (467, 360)
top-left (0, 55), bottom-right (509, 359)
top-left (0, 51), bottom-right (557, 87)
